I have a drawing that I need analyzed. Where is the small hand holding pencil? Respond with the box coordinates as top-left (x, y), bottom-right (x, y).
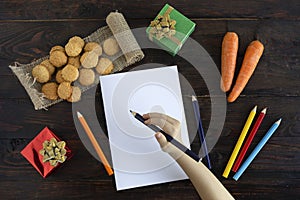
top-left (130, 110), bottom-right (201, 162)
top-left (131, 111), bottom-right (234, 200)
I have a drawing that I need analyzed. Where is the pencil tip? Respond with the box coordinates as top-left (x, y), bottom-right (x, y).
top-left (129, 110), bottom-right (136, 116)
top-left (130, 110), bottom-right (136, 116)
top-left (77, 111), bottom-right (82, 118)
top-left (262, 107), bottom-right (267, 114)
top-left (276, 118), bottom-right (282, 124)
top-left (253, 105), bottom-right (257, 112)
top-left (191, 95), bottom-right (197, 101)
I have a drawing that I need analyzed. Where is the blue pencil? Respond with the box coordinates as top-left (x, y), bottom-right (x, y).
top-left (233, 118), bottom-right (282, 181)
top-left (192, 95), bottom-right (212, 169)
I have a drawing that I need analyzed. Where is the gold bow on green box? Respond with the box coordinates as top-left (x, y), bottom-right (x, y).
top-left (148, 7), bottom-right (178, 42)
top-left (146, 4), bottom-right (196, 56)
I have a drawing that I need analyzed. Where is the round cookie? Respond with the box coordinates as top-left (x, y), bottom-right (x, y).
top-left (49, 50), bottom-right (68, 67)
top-left (67, 86), bottom-right (81, 103)
top-left (42, 82), bottom-right (58, 100)
top-left (79, 68), bottom-right (95, 86)
top-left (55, 70), bottom-right (65, 83)
top-left (50, 45), bottom-right (65, 54)
top-left (68, 56), bottom-right (81, 68)
top-left (61, 64), bottom-right (79, 82)
top-left (65, 36), bottom-right (85, 57)
top-left (96, 57), bottom-right (114, 75)
top-left (103, 38), bottom-right (120, 56)
top-left (80, 51), bottom-right (98, 69)
top-left (84, 42), bottom-right (102, 56)
top-left (32, 64), bottom-right (50, 83)
top-left (57, 82), bottom-right (72, 100)
top-left (40, 59), bottom-right (55, 75)
top-left (69, 36), bottom-right (85, 47)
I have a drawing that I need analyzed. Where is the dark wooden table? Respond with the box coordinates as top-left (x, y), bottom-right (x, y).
top-left (1, 1), bottom-right (299, 199)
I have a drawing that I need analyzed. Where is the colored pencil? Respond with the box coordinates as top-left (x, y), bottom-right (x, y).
top-left (233, 118), bottom-right (282, 181)
top-left (130, 110), bottom-right (201, 162)
top-left (191, 95), bottom-right (211, 169)
top-left (77, 111), bottom-right (114, 176)
top-left (222, 105), bottom-right (257, 178)
top-left (232, 107), bottom-right (267, 172)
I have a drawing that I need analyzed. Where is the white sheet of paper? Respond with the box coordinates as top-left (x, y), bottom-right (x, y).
top-left (99, 66), bottom-right (190, 190)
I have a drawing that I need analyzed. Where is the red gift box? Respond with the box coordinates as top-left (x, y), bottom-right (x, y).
top-left (21, 127), bottom-right (72, 178)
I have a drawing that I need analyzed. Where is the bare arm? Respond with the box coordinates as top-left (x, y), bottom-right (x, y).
top-left (144, 113), bottom-right (234, 200)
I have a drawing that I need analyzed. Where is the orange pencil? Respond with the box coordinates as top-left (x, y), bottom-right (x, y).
top-left (77, 111), bottom-right (114, 176)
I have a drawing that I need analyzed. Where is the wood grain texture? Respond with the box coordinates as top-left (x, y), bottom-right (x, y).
top-left (0, 0), bottom-right (299, 199)
top-left (0, 0), bottom-right (299, 20)
top-left (0, 97), bottom-right (299, 199)
top-left (1, 20), bottom-right (300, 100)
top-left (1, 19), bottom-right (300, 63)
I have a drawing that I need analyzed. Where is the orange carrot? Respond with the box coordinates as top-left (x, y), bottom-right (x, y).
top-left (228, 40), bottom-right (264, 102)
top-left (221, 32), bottom-right (239, 92)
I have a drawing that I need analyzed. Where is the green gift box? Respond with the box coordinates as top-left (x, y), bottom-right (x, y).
top-left (146, 4), bottom-right (196, 56)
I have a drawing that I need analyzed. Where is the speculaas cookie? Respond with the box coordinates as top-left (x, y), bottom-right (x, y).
top-left (103, 37), bottom-right (120, 56)
top-left (65, 36), bottom-right (85, 57)
top-left (84, 42), bottom-right (102, 56)
top-left (61, 64), bottom-right (79, 82)
top-left (57, 82), bottom-right (72, 100)
top-left (68, 56), bottom-right (81, 69)
top-left (50, 45), bottom-right (65, 54)
top-left (49, 50), bottom-right (68, 67)
top-left (78, 68), bottom-right (95, 86)
top-left (55, 70), bottom-right (65, 84)
top-left (96, 57), bottom-right (114, 75)
top-left (80, 51), bottom-right (98, 69)
top-left (42, 82), bottom-right (58, 100)
top-left (32, 64), bottom-right (51, 83)
top-left (40, 59), bottom-right (55, 75)
top-left (67, 86), bottom-right (81, 103)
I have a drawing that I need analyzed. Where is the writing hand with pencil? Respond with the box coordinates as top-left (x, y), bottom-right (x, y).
top-left (143, 113), bottom-right (184, 158)
top-left (141, 112), bottom-right (235, 200)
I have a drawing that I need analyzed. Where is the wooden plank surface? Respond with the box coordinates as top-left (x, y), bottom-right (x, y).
top-left (0, 0), bottom-right (299, 20)
top-left (0, 0), bottom-right (299, 199)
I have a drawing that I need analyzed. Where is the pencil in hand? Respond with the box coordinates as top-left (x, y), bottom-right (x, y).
top-left (77, 111), bottom-right (114, 176)
top-left (130, 110), bottom-right (201, 162)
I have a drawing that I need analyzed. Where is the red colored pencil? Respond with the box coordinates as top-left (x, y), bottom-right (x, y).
top-left (232, 107), bottom-right (267, 172)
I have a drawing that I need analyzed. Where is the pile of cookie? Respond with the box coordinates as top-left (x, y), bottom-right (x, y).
top-left (31, 36), bottom-right (120, 102)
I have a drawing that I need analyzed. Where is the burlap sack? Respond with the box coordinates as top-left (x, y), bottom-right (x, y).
top-left (9, 11), bottom-right (144, 110)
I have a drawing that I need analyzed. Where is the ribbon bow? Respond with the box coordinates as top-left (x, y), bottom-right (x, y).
top-left (39, 138), bottom-right (67, 166)
top-left (148, 6), bottom-right (182, 47)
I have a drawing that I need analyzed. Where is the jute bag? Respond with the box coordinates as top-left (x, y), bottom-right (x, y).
top-left (9, 11), bottom-right (144, 110)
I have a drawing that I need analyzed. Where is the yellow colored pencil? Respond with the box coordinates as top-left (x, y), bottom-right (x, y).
top-left (77, 111), bottom-right (114, 176)
top-left (222, 105), bottom-right (257, 178)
